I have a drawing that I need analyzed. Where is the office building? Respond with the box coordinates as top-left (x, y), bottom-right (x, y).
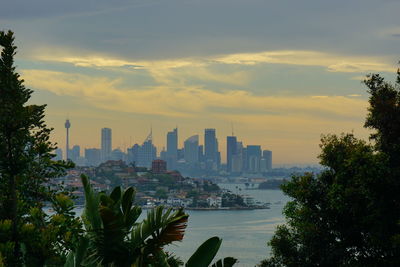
top-left (246, 145), bottom-right (261, 173)
top-left (111, 148), bottom-right (125, 161)
top-left (54, 148), bottom-right (63, 161)
top-left (101, 128), bottom-right (112, 162)
top-left (204, 128), bottom-right (217, 162)
top-left (184, 135), bottom-right (199, 164)
top-left (166, 128), bottom-right (178, 170)
top-left (226, 136), bottom-right (237, 172)
top-left (70, 145), bottom-right (80, 163)
top-left (198, 145), bottom-right (204, 163)
top-left (263, 150), bottom-right (273, 170)
top-left (127, 144), bottom-right (140, 165)
top-left (85, 148), bottom-right (101, 166)
top-left (137, 131), bottom-right (157, 168)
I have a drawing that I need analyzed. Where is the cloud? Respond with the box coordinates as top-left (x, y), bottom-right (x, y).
top-left (213, 50), bottom-right (395, 73)
top-left (31, 48), bottom-right (396, 77)
top-left (22, 69), bottom-right (368, 122)
top-left (347, 94), bottom-right (362, 97)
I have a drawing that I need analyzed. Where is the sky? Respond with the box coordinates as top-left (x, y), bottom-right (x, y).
top-left (1, 0), bottom-right (400, 164)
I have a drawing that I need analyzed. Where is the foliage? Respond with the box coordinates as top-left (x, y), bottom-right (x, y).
top-left (0, 30), bottom-right (79, 266)
top-left (221, 193), bottom-right (245, 208)
top-left (261, 66), bottom-right (400, 266)
top-left (155, 188), bottom-right (169, 199)
top-left (258, 179), bottom-right (288, 190)
top-left (66, 175), bottom-right (236, 267)
top-left (202, 182), bottom-right (220, 192)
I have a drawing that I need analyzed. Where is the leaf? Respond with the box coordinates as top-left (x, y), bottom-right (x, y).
top-left (185, 236), bottom-right (222, 267)
top-left (81, 175), bottom-right (102, 231)
top-left (110, 186), bottom-right (122, 204)
top-left (131, 207), bottom-right (188, 249)
top-left (211, 257), bottom-right (237, 267)
top-left (122, 187), bottom-right (135, 215)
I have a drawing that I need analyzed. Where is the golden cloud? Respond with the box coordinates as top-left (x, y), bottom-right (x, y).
top-left (31, 48), bottom-right (396, 75)
top-left (22, 69), bottom-right (368, 121)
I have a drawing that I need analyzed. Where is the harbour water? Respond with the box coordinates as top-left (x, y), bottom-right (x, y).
top-left (72, 183), bottom-right (290, 266)
top-left (165, 184), bottom-right (290, 266)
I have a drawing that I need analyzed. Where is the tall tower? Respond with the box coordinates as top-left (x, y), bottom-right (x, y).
top-left (101, 128), bottom-right (112, 162)
top-left (65, 119), bottom-right (71, 160)
top-left (227, 136), bottom-right (237, 173)
top-left (166, 128), bottom-right (178, 169)
top-left (204, 128), bottom-right (217, 162)
top-left (184, 135), bottom-right (199, 164)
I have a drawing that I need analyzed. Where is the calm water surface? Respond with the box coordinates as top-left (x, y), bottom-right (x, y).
top-left (165, 184), bottom-right (290, 266)
top-left (73, 183), bottom-right (289, 266)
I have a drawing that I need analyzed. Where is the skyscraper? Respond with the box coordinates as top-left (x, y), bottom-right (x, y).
top-left (101, 128), bottom-right (112, 162)
top-left (70, 145), bottom-right (80, 163)
top-left (227, 136), bottom-right (237, 173)
top-left (204, 128), bottom-right (217, 162)
top-left (85, 148), bottom-right (101, 166)
top-left (137, 130), bottom-right (157, 168)
top-left (263, 150), bottom-right (273, 170)
top-left (65, 119), bottom-right (71, 160)
top-left (184, 135), bottom-right (199, 164)
top-left (54, 148), bottom-right (63, 161)
top-left (166, 128), bottom-right (178, 169)
top-left (127, 144), bottom-right (140, 165)
top-left (246, 145), bottom-right (262, 173)
top-left (198, 145), bottom-right (204, 163)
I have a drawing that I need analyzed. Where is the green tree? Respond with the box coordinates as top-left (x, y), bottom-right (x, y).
top-left (261, 66), bottom-right (400, 266)
top-left (0, 31), bottom-right (79, 266)
top-left (66, 175), bottom-right (237, 267)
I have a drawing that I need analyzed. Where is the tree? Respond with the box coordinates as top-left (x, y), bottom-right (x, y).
top-left (0, 30), bottom-right (78, 266)
top-left (261, 65), bottom-right (400, 266)
top-left (66, 175), bottom-right (237, 267)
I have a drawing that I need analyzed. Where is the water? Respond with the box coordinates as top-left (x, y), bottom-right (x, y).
top-left (73, 184), bottom-right (290, 266)
top-left (165, 184), bottom-right (290, 266)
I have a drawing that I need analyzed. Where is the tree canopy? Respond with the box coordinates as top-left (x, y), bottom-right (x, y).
top-left (261, 65), bottom-right (400, 266)
top-left (0, 30), bottom-right (78, 266)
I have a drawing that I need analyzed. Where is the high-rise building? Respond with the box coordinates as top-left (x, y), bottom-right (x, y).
top-left (70, 145), bottom-right (80, 162)
top-left (166, 128), bottom-right (178, 169)
top-left (216, 138), bottom-right (221, 167)
top-left (65, 119), bottom-right (71, 160)
top-left (137, 130), bottom-right (157, 168)
top-left (262, 150), bottom-right (273, 170)
top-left (177, 148), bottom-right (184, 161)
top-left (127, 144), bottom-right (140, 165)
top-left (101, 128), bottom-right (112, 162)
top-left (231, 141), bottom-right (243, 173)
top-left (204, 128), bottom-right (217, 162)
top-left (198, 145), bottom-right (204, 163)
top-left (184, 135), bottom-right (199, 164)
top-left (54, 148), bottom-right (63, 161)
top-left (85, 148), bottom-right (101, 166)
top-left (111, 148), bottom-right (125, 161)
top-left (227, 136), bottom-right (237, 172)
top-left (246, 145), bottom-right (261, 173)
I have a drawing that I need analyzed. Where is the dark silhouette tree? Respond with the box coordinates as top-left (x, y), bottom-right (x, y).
top-left (260, 64), bottom-right (400, 266)
top-left (0, 30), bottom-right (77, 266)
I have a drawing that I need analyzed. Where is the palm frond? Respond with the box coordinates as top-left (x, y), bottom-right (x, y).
top-left (81, 175), bottom-right (102, 231)
top-left (131, 206), bottom-right (189, 249)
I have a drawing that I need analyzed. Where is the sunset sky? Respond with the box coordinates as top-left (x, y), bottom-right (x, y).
top-left (2, 0), bottom-right (399, 164)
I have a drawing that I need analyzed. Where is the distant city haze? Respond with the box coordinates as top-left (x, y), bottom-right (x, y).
top-left (4, 0), bottom-right (396, 164)
top-left (57, 123), bottom-right (273, 173)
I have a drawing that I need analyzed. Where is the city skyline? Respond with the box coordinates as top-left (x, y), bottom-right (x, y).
top-left (58, 120), bottom-right (274, 165)
top-left (3, 0), bottom-right (398, 164)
